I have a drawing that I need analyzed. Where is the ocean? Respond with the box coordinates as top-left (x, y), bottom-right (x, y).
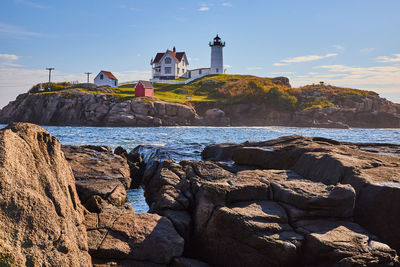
top-left (12, 125), bottom-right (400, 213)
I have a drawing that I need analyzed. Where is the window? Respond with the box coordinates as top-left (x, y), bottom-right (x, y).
top-left (100, 74), bottom-right (104, 80)
top-left (177, 68), bottom-right (180, 74)
top-left (165, 57), bottom-right (171, 64)
top-left (165, 67), bottom-right (171, 74)
top-left (114, 80), bottom-right (117, 86)
top-left (199, 69), bottom-right (202, 74)
top-left (216, 68), bottom-right (219, 73)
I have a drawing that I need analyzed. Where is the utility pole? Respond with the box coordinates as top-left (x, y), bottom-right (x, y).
top-left (84, 72), bottom-right (92, 84)
top-left (46, 67), bottom-right (55, 91)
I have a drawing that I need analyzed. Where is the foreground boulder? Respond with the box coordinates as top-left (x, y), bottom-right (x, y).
top-left (141, 157), bottom-right (399, 266)
top-left (0, 123), bottom-right (91, 266)
top-left (85, 205), bottom-right (184, 265)
top-left (294, 219), bottom-right (398, 266)
top-left (202, 135), bottom-right (400, 255)
top-left (63, 143), bottom-right (186, 265)
top-left (63, 145), bottom-right (131, 212)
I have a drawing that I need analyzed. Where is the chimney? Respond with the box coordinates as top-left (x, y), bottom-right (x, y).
top-left (173, 46), bottom-right (176, 53)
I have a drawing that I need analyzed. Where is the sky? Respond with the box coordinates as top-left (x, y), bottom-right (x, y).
top-left (0, 0), bottom-right (400, 108)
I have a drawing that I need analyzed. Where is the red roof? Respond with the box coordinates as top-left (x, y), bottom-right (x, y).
top-left (153, 53), bottom-right (164, 64)
top-left (101, 70), bottom-right (117, 80)
top-left (137, 80), bottom-right (153, 89)
top-left (152, 50), bottom-right (186, 64)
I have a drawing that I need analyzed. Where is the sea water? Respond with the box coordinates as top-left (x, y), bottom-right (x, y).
top-left (15, 125), bottom-right (400, 213)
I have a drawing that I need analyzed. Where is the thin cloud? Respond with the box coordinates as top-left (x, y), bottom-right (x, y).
top-left (291, 64), bottom-right (400, 87)
top-left (14, 0), bottom-right (49, 9)
top-left (0, 54), bottom-right (22, 67)
top-left (274, 63), bottom-right (288, 66)
top-left (247, 67), bottom-right (263, 70)
top-left (198, 6), bottom-right (210, 11)
top-left (281, 53), bottom-right (338, 64)
top-left (333, 45), bottom-right (345, 51)
top-left (0, 23), bottom-right (43, 39)
top-left (269, 72), bottom-right (296, 75)
top-left (221, 2), bottom-right (232, 6)
top-left (361, 48), bottom-right (375, 53)
top-left (376, 54), bottom-right (400, 63)
top-left (224, 64), bottom-right (232, 69)
top-left (188, 57), bottom-right (200, 61)
top-left (0, 54), bottom-right (19, 61)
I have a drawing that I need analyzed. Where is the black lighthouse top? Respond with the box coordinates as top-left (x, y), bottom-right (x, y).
top-left (209, 34), bottom-right (225, 47)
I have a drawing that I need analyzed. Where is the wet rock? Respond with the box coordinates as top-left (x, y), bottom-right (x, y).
top-left (193, 199), bottom-right (303, 266)
top-left (114, 146), bottom-right (127, 157)
top-left (201, 135), bottom-right (400, 254)
top-left (203, 108), bottom-right (230, 126)
top-left (294, 219), bottom-right (399, 265)
top-left (271, 179), bottom-right (355, 221)
top-left (63, 145), bottom-right (132, 188)
top-left (85, 205), bottom-right (184, 265)
top-left (92, 259), bottom-right (164, 267)
top-left (201, 142), bottom-right (242, 161)
top-left (63, 145), bottom-right (131, 211)
top-left (159, 209), bottom-right (192, 242)
top-left (172, 257), bottom-right (211, 267)
top-left (75, 179), bottom-right (126, 208)
top-left (0, 123), bottom-right (91, 266)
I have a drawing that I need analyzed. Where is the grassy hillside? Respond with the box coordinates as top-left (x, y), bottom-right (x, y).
top-left (28, 74), bottom-right (378, 111)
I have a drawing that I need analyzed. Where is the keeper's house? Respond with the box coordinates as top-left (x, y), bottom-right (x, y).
top-left (150, 47), bottom-right (189, 80)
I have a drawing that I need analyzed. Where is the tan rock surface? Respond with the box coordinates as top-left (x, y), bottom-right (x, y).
top-left (0, 123), bottom-right (91, 266)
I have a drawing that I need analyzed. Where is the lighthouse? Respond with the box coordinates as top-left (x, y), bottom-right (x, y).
top-left (209, 34), bottom-right (225, 74)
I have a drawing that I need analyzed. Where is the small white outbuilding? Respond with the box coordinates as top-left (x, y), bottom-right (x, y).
top-left (94, 70), bottom-right (118, 87)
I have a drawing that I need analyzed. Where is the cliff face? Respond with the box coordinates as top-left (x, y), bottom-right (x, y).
top-left (0, 92), bottom-right (199, 127)
top-left (194, 92), bottom-right (400, 128)
top-left (1, 88), bottom-right (399, 128)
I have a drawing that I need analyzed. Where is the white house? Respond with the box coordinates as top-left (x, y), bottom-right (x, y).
top-left (150, 47), bottom-right (189, 80)
top-left (94, 70), bottom-right (118, 87)
top-left (150, 35), bottom-right (226, 83)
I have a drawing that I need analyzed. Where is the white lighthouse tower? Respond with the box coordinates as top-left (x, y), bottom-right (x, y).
top-left (209, 34), bottom-right (225, 74)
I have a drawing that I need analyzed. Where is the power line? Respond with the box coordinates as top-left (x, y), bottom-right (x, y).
top-left (84, 72), bottom-right (92, 84)
top-left (45, 67), bottom-right (55, 90)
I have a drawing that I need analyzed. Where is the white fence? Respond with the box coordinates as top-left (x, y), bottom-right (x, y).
top-left (150, 73), bottom-right (209, 85)
top-left (119, 73), bottom-right (209, 86)
top-left (119, 80), bottom-right (139, 86)
top-left (183, 73), bottom-right (209, 84)
top-left (149, 79), bottom-right (186, 85)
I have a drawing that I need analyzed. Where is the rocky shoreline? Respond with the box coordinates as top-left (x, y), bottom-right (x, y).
top-left (1, 123), bottom-right (400, 266)
top-left (0, 90), bottom-right (400, 128)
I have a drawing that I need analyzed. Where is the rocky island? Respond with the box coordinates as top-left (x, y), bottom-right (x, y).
top-left (1, 75), bottom-right (399, 128)
top-left (1, 122), bottom-right (400, 266)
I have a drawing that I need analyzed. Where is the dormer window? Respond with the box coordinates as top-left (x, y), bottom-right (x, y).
top-left (100, 74), bottom-right (104, 80)
top-left (165, 57), bottom-right (171, 64)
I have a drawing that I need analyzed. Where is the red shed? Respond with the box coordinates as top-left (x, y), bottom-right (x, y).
top-left (135, 80), bottom-right (154, 97)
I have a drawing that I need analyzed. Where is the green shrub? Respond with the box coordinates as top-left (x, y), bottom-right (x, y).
top-left (265, 87), bottom-right (298, 110)
top-left (29, 82), bottom-right (71, 93)
top-left (303, 98), bottom-right (334, 110)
